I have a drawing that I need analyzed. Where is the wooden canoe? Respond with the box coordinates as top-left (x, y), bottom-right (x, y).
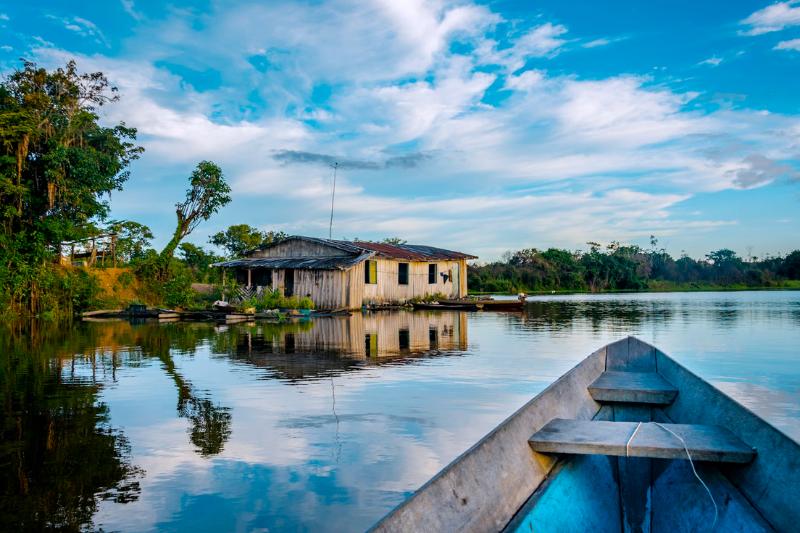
top-left (440, 298), bottom-right (525, 311)
top-left (412, 302), bottom-right (484, 311)
top-left (370, 337), bottom-right (799, 532)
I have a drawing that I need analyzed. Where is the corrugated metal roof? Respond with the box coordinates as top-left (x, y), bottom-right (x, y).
top-left (228, 235), bottom-right (477, 266)
top-left (212, 252), bottom-right (374, 270)
top-left (351, 241), bottom-right (478, 260)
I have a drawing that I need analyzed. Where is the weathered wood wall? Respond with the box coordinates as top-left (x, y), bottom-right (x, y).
top-left (249, 239), bottom-right (350, 258)
top-left (239, 239), bottom-right (471, 308)
top-left (362, 258), bottom-right (468, 304)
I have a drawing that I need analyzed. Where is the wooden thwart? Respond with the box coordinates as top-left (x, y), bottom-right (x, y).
top-left (529, 418), bottom-right (755, 463)
top-left (588, 371), bottom-right (677, 405)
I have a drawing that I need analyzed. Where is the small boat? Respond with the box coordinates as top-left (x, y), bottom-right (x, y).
top-left (440, 298), bottom-right (525, 311)
top-left (371, 337), bottom-right (799, 532)
top-left (412, 301), bottom-right (484, 311)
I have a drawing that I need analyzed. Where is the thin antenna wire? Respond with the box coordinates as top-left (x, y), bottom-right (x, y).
top-left (329, 162), bottom-right (338, 239)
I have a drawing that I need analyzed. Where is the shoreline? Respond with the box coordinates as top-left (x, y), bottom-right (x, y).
top-left (470, 283), bottom-right (800, 297)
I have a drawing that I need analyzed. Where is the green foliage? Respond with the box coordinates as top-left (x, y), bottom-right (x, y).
top-left (0, 60), bottom-right (142, 244)
top-left (469, 241), bottom-right (800, 294)
top-left (240, 289), bottom-right (315, 310)
top-left (209, 224), bottom-right (287, 257)
top-left (160, 161), bottom-right (231, 261)
top-left (178, 242), bottom-right (223, 283)
top-left (106, 219), bottom-right (153, 262)
top-left (133, 253), bottom-right (195, 308)
top-left (779, 250), bottom-right (800, 279)
top-left (0, 60), bottom-right (143, 317)
top-left (409, 292), bottom-right (448, 303)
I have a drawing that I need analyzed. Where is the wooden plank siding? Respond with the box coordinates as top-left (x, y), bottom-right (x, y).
top-left (249, 239), bottom-right (351, 258)
top-left (231, 239), bottom-right (471, 310)
top-left (362, 258), bottom-right (467, 304)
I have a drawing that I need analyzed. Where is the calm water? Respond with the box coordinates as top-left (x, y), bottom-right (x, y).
top-left (2, 291), bottom-right (799, 531)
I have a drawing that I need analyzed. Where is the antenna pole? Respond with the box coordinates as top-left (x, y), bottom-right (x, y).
top-left (329, 162), bottom-right (338, 239)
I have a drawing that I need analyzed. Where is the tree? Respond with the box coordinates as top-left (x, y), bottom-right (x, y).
top-left (381, 237), bottom-right (407, 245)
top-left (0, 60), bottom-right (143, 315)
top-left (106, 220), bottom-right (153, 262)
top-left (0, 60), bottom-right (143, 245)
top-left (179, 242), bottom-right (222, 282)
top-left (778, 250), bottom-right (800, 279)
top-left (209, 224), bottom-right (287, 257)
top-left (160, 161), bottom-right (231, 261)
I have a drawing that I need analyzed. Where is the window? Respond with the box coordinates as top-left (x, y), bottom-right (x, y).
top-left (429, 327), bottom-right (438, 350)
top-left (365, 260), bottom-right (377, 284)
top-left (428, 263), bottom-right (438, 284)
top-left (398, 263), bottom-right (409, 285)
top-left (399, 328), bottom-right (410, 351)
top-left (365, 333), bottom-right (377, 357)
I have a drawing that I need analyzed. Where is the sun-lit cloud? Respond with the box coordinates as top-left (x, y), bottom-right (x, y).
top-left (7, 0), bottom-right (799, 259)
top-left (740, 1), bottom-right (800, 35)
top-left (775, 37), bottom-right (800, 50)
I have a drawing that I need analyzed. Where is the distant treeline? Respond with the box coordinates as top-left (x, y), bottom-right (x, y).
top-left (468, 240), bottom-right (800, 294)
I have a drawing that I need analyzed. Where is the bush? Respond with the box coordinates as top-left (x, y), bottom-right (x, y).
top-left (240, 290), bottom-right (315, 311)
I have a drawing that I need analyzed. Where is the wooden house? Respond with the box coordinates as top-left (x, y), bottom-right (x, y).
top-left (213, 236), bottom-right (477, 310)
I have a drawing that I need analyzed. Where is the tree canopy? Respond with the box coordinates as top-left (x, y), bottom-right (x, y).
top-left (160, 160), bottom-right (231, 261)
top-left (0, 60), bottom-right (143, 247)
top-left (469, 242), bottom-right (800, 294)
top-left (209, 224), bottom-right (287, 257)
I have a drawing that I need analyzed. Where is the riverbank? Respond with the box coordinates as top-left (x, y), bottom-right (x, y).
top-left (469, 279), bottom-right (800, 297)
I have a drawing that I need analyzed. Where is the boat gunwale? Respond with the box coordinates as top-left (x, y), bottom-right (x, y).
top-left (370, 336), bottom-right (800, 533)
top-left (369, 342), bottom-right (607, 532)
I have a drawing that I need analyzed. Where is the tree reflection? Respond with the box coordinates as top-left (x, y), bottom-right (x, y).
top-left (0, 322), bottom-right (142, 531)
top-left (134, 324), bottom-right (232, 457)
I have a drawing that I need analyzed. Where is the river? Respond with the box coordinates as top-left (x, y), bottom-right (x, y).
top-left (1, 291), bottom-right (798, 531)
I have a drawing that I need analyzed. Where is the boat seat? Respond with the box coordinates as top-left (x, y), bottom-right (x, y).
top-left (529, 418), bottom-right (755, 463)
top-left (588, 371), bottom-right (678, 405)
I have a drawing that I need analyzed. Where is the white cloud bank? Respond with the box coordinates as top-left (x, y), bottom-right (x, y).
top-left (19, 0), bottom-right (800, 258)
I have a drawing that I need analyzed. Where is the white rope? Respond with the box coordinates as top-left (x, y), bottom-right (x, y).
top-left (653, 422), bottom-right (718, 528)
top-left (626, 422), bottom-right (643, 457)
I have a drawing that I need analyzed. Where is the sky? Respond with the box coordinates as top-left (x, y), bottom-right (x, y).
top-left (1, 0), bottom-right (800, 261)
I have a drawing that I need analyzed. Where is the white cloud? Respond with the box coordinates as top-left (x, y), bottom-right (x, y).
top-left (24, 0), bottom-right (800, 258)
top-left (476, 22), bottom-right (568, 72)
top-left (775, 37), bottom-right (800, 50)
top-left (699, 56), bottom-right (723, 66)
top-left (120, 0), bottom-right (143, 21)
top-left (582, 38), bottom-right (610, 48)
top-left (740, 1), bottom-right (800, 35)
top-left (50, 15), bottom-right (110, 46)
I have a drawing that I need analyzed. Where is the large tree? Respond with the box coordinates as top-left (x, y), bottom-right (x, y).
top-left (160, 161), bottom-right (231, 261)
top-left (0, 60), bottom-right (143, 247)
top-left (209, 224), bottom-right (287, 257)
top-left (106, 219), bottom-right (153, 262)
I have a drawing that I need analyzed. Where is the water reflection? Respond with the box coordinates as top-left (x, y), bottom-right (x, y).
top-left (0, 323), bottom-right (143, 531)
top-left (1, 292), bottom-right (798, 532)
top-left (219, 311), bottom-right (468, 381)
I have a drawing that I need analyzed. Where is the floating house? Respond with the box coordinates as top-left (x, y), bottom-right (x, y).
top-left (213, 236), bottom-right (477, 309)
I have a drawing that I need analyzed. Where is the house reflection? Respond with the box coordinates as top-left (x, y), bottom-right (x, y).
top-left (228, 311), bottom-right (468, 381)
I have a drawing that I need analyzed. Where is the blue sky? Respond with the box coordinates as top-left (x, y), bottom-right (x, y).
top-left (1, 0), bottom-right (799, 260)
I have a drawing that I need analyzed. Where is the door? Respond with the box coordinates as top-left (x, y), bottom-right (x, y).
top-left (285, 269), bottom-right (295, 297)
top-left (451, 266), bottom-right (460, 296)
